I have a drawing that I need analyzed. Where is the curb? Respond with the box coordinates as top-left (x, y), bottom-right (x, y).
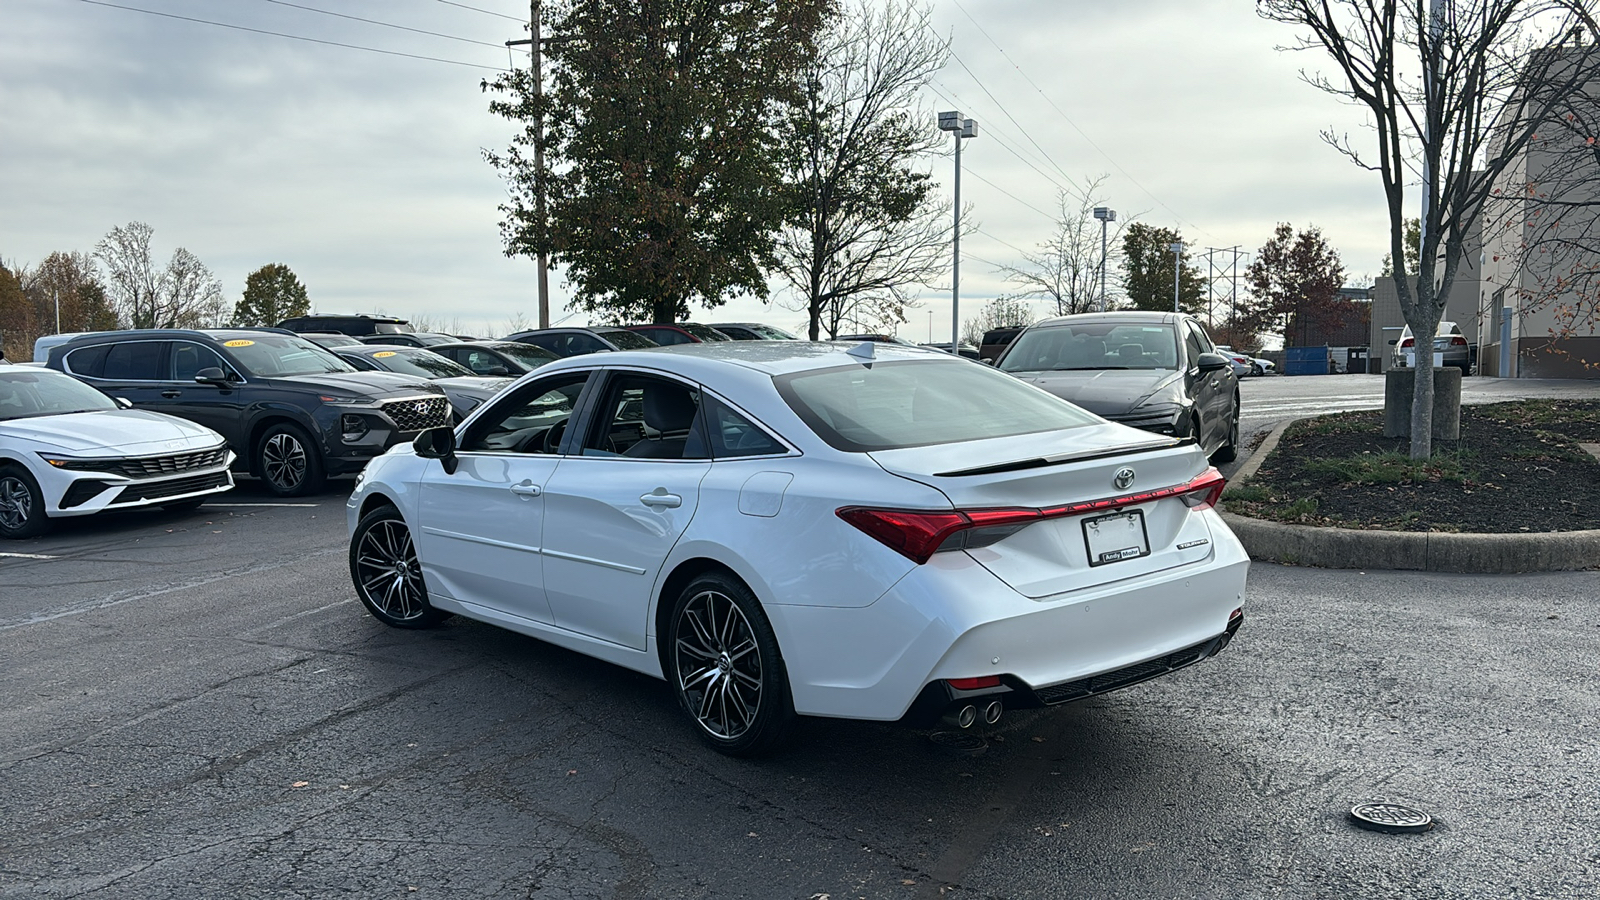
top-left (1219, 418), bottom-right (1600, 573)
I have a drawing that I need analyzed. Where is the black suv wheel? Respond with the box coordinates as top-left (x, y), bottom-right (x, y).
top-left (257, 423), bottom-right (326, 496)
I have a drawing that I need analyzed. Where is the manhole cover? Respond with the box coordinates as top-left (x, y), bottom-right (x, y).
top-left (1349, 801), bottom-right (1433, 834)
top-left (928, 731), bottom-right (987, 756)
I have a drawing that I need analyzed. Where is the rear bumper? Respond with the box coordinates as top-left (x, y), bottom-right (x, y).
top-left (765, 512), bottom-right (1251, 721)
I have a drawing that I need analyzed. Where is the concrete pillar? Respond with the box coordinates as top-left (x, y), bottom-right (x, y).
top-left (1383, 367), bottom-right (1462, 439)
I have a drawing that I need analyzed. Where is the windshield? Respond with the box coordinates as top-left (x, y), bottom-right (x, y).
top-left (491, 343), bottom-right (560, 370)
top-left (746, 324), bottom-right (798, 340)
top-left (999, 322), bottom-right (1179, 372)
top-left (0, 370), bottom-right (117, 420)
top-left (222, 335), bottom-right (357, 377)
top-left (360, 348), bottom-right (474, 379)
top-left (598, 329), bottom-right (658, 350)
top-left (776, 359), bottom-right (1098, 452)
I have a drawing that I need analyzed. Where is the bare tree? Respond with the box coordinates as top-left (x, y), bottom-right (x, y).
top-left (1259, 0), bottom-right (1600, 458)
top-left (775, 0), bottom-right (953, 340)
top-left (960, 297), bottom-right (1035, 347)
top-left (994, 176), bottom-right (1128, 315)
top-left (94, 222), bottom-right (225, 330)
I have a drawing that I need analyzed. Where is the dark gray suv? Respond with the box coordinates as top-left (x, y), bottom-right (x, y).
top-left (47, 330), bottom-right (449, 496)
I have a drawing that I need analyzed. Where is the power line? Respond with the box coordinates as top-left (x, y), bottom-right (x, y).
top-left (435, 0), bottom-right (525, 23)
top-left (77, 0), bottom-right (508, 71)
top-left (948, 50), bottom-right (1076, 190)
top-left (974, 227), bottom-right (1030, 257)
top-left (949, 0), bottom-right (1214, 241)
top-left (930, 82), bottom-right (1072, 195)
top-left (961, 167), bottom-right (1058, 222)
top-left (255, 0), bottom-right (523, 52)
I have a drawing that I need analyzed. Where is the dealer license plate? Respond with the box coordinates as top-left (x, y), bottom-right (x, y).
top-left (1083, 510), bottom-right (1150, 566)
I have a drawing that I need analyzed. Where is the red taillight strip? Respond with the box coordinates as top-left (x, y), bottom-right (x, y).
top-left (837, 468), bottom-right (1227, 564)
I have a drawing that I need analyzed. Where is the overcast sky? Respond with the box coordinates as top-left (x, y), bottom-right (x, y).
top-left (1, 0), bottom-right (1382, 341)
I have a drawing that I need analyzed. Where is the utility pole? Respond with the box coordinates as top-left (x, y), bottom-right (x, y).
top-left (507, 0), bottom-right (550, 329)
top-left (938, 111), bottom-right (977, 347)
top-left (1204, 245), bottom-right (1242, 337)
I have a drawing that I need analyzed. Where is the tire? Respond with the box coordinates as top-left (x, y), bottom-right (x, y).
top-left (1209, 399), bottom-right (1239, 465)
top-left (666, 572), bottom-right (796, 757)
top-left (349, 505), bottom-right (450, 629)
top-left (162, 497), bottom-right (207, 512)
top-left (257, 423), bottom-right (325, 497)
top-left (0, 464), bottom-right (51, 539)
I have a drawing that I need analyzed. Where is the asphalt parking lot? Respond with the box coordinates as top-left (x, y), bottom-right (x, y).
top-left (3, 376), bottom-right (1598, 899)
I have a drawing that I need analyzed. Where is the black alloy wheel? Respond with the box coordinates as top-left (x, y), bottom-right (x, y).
top-left (349, 505), bottom-right (450, 628)
top-left (667, 572), bottom-right (795, 757)
top-left (0, 465), bottom-right (51, 539)
top-left (257, 423), bottom-right (325, 497)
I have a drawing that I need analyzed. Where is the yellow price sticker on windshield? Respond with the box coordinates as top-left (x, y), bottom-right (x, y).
top-left (373, 351), bottom-right (397, 358)
top-left (223, 339), bottom-right (254, 347)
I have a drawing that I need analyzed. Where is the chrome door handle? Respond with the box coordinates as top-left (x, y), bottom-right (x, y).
top-left (161, 390), bottom-right (182, 398)
top-left (640, 490), bottom-right (682, 509)
top-left (509, 481), bottom-right (542, 497)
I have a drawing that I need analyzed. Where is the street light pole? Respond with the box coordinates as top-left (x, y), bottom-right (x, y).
top-left (1170, 240), bottom-right (1184, 313)
top-left (938, 111), bottom-right (977, 348)
top-left (1093, 207), bottom-right (1116, 312)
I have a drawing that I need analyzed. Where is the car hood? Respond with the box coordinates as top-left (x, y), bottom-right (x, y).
top-left (275, 371), bottom-right (445, 399)
top-left (1007, 368), bottom-right (1182, 416)
top-left (0, 409), bottom-right (225, 455)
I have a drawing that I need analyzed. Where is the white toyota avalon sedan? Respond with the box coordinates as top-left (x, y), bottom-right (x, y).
top-left (346, 341), bottom-right (1250, 756)
top-left (1, 367), bottom-right (234, 539)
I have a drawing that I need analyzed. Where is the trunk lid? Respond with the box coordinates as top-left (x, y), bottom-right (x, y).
top-left (867, 422), bottom-right (1220, 597)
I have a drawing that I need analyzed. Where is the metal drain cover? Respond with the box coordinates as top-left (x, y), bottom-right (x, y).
top-left (928, 731), bottom-right (988, 755)
top-left (1349, 801), bottom-right (1433, 834)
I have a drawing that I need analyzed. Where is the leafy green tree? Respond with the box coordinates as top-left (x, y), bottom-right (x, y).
top-left (232, 264), bottom-right (310, 327)
top-left (1243, 223), bottom-right (1348, 346)
top-left (26, 251), bottom-right (117, 334)
top-left (0, 260), bottom-right (30, 361)
top-left (1121, 223), bottom-right (1205, 313)
top-left (1378, 218), bottom-right (1420, 279)
top-left (774, 0), bottom-right (951, 340)
top-left (488, 0), bottom-right (828, 324)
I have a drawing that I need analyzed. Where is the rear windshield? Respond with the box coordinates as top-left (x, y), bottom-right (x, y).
top-left (598, 329), bottom-right (658, 350)
top-left (681, 323), bottom-right (733, 342)
top-left (491, 343), bottom-right (560, 368)
top-left (775, 359), bottom-right (1098, 452)
top-left (361, 348), bottom-right (473, 379)
top-left (743, 324), bottom-right (798, 340)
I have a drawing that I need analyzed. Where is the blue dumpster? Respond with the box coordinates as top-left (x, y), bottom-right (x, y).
top-left (1283, 346), bottom-right (1331, 376)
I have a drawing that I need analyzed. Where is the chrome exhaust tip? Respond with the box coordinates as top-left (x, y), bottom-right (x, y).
top-left (982, 700), bottom-right (1003, 725)
top-left (953, 704), bottom-right (977, 729)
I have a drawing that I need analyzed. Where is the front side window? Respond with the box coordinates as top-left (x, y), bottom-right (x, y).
top-left (582, 374), bottom-right (707, 460)
top-left (170, 342), bottom-right (231, 381)
top-left (1183, 323), bottom-right (1209, 369)
top-left (777, 359), bottom-right (1098, 452)
top-left (490, 343), bottom-right (558, 372)
top-left (0, 370), bottom-right (117, 420)
top-left (459, 372), bottom-right (590, 454)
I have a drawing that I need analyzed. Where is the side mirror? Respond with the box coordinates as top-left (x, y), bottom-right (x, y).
top-left (115, 397), bottom-right (134, 410)
top-left (1195, 352), bottom-right (1230, 373)
top-left (412, 427), bottom-right (459, 474)
top-left (194, 367), bottom-right (230, 385)
top-left (1387, 339), bottom-right (1398, 345)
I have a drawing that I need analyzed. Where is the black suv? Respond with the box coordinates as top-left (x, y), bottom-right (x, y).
top-left (276, 314), bottom-right (412, 337)
top-left (47, 330), bottom-right (449, 496)
top-left (504, 327), bottom-right (659, 357)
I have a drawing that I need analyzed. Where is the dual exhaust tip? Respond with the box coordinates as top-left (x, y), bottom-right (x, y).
top-left (946, 699), bottom-right (1004, 730)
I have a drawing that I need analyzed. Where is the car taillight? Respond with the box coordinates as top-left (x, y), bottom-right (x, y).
top-left (947, 676), bottom-right (1002, 690)
top-left (1449, 336), bottom-right (1468, 346)
top-left (838, 468), bottom-right (1228, 564)
top-left (1400, 338), bottom-right (1415, 348)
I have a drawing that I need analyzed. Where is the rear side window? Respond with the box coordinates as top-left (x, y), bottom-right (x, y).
top-left (776, 359), bottom-right (1098, 452)
top-left (705, 397), bottom-right (784, 458)
top-left (102, 342), bottom-right (165, 380)
top-left (64, 344), bottom-right (111, 378)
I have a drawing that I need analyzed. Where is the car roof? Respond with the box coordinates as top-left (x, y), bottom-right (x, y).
top-left (530, 338), bottom-right (947, 379)
top-left (1030, 311), bottom-right (1184, 328)
top-left (337, 344), bottom-right (422, 354)
top-left (57, 327), bottom-right (299, 345)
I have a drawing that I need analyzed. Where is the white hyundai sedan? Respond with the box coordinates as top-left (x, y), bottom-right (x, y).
top-left (0, 367), bottom-right (235, 539)
top-left (347, 341), bottom-right (1249, 756)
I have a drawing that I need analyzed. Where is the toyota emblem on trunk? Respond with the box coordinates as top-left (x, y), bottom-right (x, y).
top-left (1113, 467), bottom-right (1136, 490)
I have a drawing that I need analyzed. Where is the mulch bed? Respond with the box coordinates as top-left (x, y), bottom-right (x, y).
top-left (1224, 399), bottom-right (1600, 533)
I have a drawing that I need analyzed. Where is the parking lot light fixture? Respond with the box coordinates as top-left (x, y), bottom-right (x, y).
top-left (1169, 240), bottom-right (1184, 312)
top-left (938, 111), bottom-right (977, 349)
top-left (1093, 207), bottom-right (1117, 312)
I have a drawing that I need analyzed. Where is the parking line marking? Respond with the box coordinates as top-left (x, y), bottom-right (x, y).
top-left (210, 503), bottom-right (322, 508)
top-left (0, 551), bottom-right (57, 560)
